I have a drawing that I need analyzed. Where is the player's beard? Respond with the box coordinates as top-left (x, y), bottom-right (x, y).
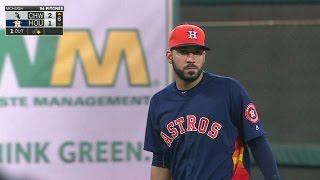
top-left (172, 62), bottom-right (203, 82)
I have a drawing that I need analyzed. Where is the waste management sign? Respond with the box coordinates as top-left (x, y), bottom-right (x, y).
top-left (0, 0), bottom-right (171, 179)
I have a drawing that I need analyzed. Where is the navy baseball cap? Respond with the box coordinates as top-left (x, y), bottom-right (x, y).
top-left (169, 24), bottom-right (210, 50)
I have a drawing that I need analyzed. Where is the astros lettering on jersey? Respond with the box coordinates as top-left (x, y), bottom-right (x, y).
top-left (144, 72), bottom-right (265, 180)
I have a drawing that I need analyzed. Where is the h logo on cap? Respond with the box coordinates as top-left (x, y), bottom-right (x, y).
top-left (187, 29), bottom-right (198, 39)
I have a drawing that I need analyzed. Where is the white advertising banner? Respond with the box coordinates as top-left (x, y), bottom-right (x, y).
top-left (0, 0), bottom-right (171, 179)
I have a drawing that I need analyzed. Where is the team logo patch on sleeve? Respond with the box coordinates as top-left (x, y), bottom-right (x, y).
top-left (245, 103), bottom-right (259, 123)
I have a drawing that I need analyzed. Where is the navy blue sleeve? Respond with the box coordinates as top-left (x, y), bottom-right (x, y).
top-left (144, 96), bottom-right (163, 153)
top-left (152, 152), bottom-right (168, 168)
top-left (231, 79), bottom-right (265, 142)
top-left (248, 135), bottom-right (281, 180)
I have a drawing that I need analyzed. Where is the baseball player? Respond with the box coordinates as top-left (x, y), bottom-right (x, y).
top-left (144, 24), bottom-right (280, 180)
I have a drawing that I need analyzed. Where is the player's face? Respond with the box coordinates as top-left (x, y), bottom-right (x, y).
top-left (168, 46), bottom-right (206, 82)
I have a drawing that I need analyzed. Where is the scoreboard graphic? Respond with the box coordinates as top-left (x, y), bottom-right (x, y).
top-left (5, 6), bottom-right (64, 35)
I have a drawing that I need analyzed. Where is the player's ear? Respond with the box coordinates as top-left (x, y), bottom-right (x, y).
top-left (166, 50), bottom-right (173, 64)
top-left (203, 51), bottom-right (206, 63)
